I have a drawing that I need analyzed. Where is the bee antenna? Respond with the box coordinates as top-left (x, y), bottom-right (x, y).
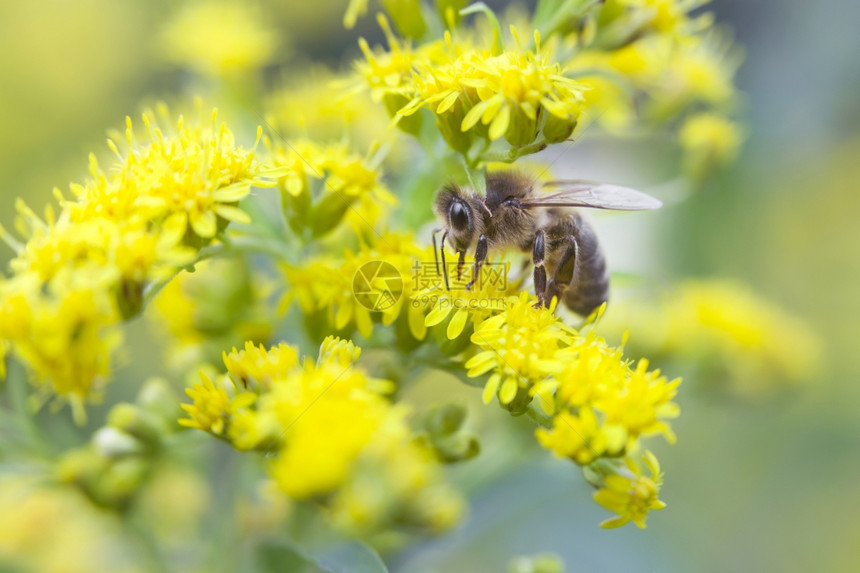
top-left (480, 199), bottom-right (493, 217)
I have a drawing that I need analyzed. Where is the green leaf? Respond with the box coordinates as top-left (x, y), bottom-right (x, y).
top-left (257, 540), bottom-right (388, 573)
top-left (315, 542), bottom-right (388, 573)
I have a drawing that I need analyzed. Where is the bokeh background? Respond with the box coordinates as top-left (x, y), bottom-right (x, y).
top-left (1, 1), bottom-right (859, 571)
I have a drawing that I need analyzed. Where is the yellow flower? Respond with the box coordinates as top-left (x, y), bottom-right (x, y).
top-left (597, 359), bottom-right (681, 443)
top-left (0, 274), bottom-right (121, 421)
top-left (419, 255), bottom-right (516, 341)
top-left (158, 0), bottom-right (278, 77)
top-left (679, 112), bottom-right (743, 179)
top-left (0, 477), bottom-right (136, 573)
top-left (602, 279), bottom-right (821, 398)
top-left (611, 0), bottom-right (713, 39)
top-left (281, 232), bottom-right (428, 339)
top-left (466, 293), bottom-right (576, 411)
top-left (397, 28), bottom-right (587, 149)
top-left (179, 370), bottom-right (257, 442)
top-left (593, 451), bottom-right (666, 529)
top-left (223, 341), bottom-right (300, 390)
top-left (180, 336), bottom-right (462, 534)
top-left (265, 68), bottom-right (397, 154)
top-left (67, 106), bottom-right (270, 244)
top-left (535, 407), bottom-right (612, 465)
top-left (267, 138), bottom-right (397, 239)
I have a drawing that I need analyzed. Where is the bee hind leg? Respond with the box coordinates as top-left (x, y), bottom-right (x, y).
top-left (545, 236), bottom-right (577, 308)
top-left (533, 230), bottom-right (547, 307)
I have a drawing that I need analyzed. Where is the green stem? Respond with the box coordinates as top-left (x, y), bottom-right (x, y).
top-left (480, 139), bottom-right (548, 163)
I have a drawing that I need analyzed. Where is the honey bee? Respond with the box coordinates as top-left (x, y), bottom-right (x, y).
top-left (432, 171), bottom-right (662, 316)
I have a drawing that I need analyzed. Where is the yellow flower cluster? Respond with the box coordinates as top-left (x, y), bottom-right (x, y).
top-left (0, 105), bottom-right (269, 417)
top-left (592, 450), bottom-right (667, 529)
top-left (358, 18), bottom-right (587, 159)
top-left (180, 337), bottom-right (463, 534)
top-left (462, 293), bottom-right (678, 526)
top-left (265, 68), bottom-right (396, 154)
top-left (563, 0), bottom-right (741, 176)
top-left (679, 112), bottom-right (744, 180)
top-left (602, 279), bottom-right (821, 398)
top-left (282, 232), bottom-right (430, 340)
top-left (157, 0), bottom-right (278, 77)
top-left (268, 138), bottom-right (397, 241)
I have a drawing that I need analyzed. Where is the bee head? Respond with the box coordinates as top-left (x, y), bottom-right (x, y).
top-left (433, 184), bottom-right (484, 252)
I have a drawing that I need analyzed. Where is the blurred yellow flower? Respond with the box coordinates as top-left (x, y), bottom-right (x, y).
top-left (603, 279), bottom-right (821, 398)
top-left (0, 477), bottom-right (138, 573)
top-left (680, 112), bottom-right (744, 179)
top-left (179, 336), bottom-right (463, 534)
top-left (593, 451), bottom-right (667, 529)
top-left (158, 0), bottom-right (278, 77)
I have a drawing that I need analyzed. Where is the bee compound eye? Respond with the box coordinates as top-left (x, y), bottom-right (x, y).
top-left (450, 201), bottom-right (469, 230)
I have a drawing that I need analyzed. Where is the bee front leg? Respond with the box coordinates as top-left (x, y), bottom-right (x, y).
top-left (465, 234), bottom-right (487, 291)
top-left (533, 230), bottom-right (547, 307)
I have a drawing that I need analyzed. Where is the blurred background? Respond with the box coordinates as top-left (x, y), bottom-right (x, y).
top-left (1, 0), bottom-right (859, 571)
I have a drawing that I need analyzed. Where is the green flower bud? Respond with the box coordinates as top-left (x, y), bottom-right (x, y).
top-left (384, 93), bottom-right (423, 137)
top-left (381, 0), bottom-right (427, 39)
top-left (436, 0), bottom-right (468, 27)
top-left (137, 377), bottom-right (184, 425)
top-left (542, 112), bottom-right (578, 144)
top-left (107, 402), bottom-right (165, 447)
top-left (504, 106), bottom-right (540, 147)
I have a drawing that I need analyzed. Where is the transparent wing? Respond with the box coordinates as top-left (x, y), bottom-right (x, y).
top-left (520, 180), bottom-right (662, 211)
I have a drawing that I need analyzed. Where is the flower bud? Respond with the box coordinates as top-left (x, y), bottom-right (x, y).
top-left (542, 112), bottom-right (578, 144)
top-left (381, 0), bottom-right (427, 39)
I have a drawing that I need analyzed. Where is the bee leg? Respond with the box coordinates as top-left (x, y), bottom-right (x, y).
top-left (432, 228), bottom-right (443, 275)
top-left (439, 231), bottom-right (450, 291)
top-left (533, 230), bottom-right (547, 307)
top-left (465, 234), bottom-right (487, 290)
top-left (546, 236), bottom-right (577, 307)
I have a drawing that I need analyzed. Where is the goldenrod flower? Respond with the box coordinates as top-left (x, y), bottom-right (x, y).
top-left (0, 104), bottom-right (270, 412)
top-left (179, 371), bottom-right (257, 440)
top-left (158, 0), bottom-right (278, 77)
top-left (70, 107), bottom-right (269, 244)
top-left (281, 232), bottom-right (428, 339)
top-left (267, 138), bottom-right (397, 239)
top-left (610, 0), bottom-right (713, 40)
top-left (466, 293), bottom-right (576, 411)
top-left (603, 279), bottom-right (820, 398)
top-left (680, 112), bottom-right (744, 179)
top-left (534, 407), bottom-right (613, 465)
top-left (223, 341), bottom-right (300, 390)
top-left (265, 68), bottom-right (396, 154)
top-left (419, 255), bottom-right (517, 341)
top-left (179, 336), bottom-right (462, 534)
top-left (395, 28), bottom-right (587, 151)
top-left (593, 451), bottom-right (667, 529)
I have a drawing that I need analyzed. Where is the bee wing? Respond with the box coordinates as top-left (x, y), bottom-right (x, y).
top-left (520, 180), bottom-right (662, 211)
